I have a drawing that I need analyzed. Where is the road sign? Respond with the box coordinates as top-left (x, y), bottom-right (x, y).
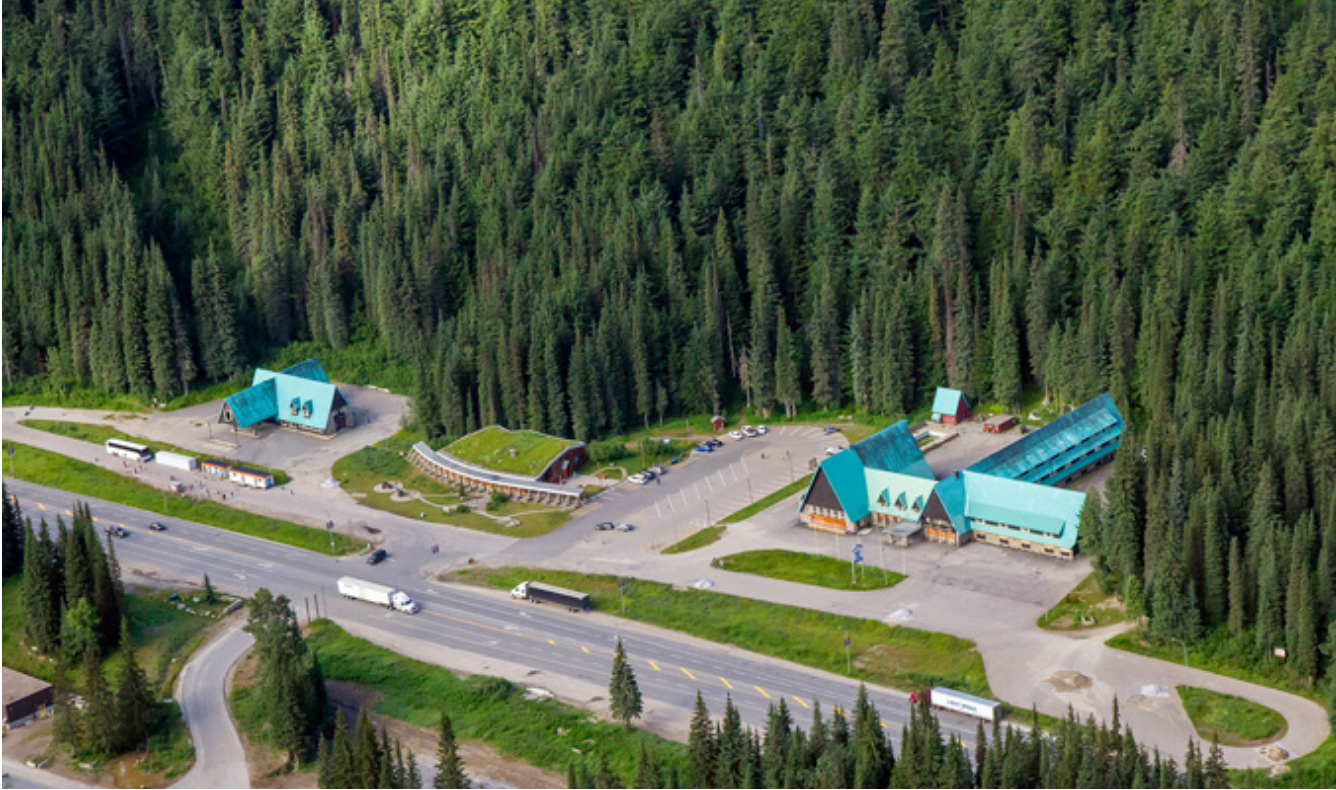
top-left (852, 544), bottom-right (864, 564)
top-left (844, 634), bottom-right (851, 647)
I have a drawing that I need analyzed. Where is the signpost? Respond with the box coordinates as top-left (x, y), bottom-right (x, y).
top-left (851, 543), bottom-right (864, 585)
top-left (326, 520), bottom-right (334, 553)
top-left (844, 631), bottom-right (852, 675)
top-left (619, 577), bottom-right (627, 615)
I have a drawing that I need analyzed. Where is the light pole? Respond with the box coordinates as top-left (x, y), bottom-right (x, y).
top-left (1169, 636), bottom-right (1189, 668)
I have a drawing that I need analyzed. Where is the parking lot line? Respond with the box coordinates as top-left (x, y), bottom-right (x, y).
top-left (718, 470), bottom-right (727, 487)
top-left (730, 464), bottom-right (740, 482)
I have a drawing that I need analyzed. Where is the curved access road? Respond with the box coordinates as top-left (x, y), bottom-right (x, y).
top-left (172, 624), bottom-right (254, 789)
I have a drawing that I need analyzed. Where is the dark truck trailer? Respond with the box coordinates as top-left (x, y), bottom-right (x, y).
top-left (511, 581), bottom-right (591, 612)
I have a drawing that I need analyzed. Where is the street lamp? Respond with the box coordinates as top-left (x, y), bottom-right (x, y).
top-left (1168, 636), bottom-right (1189, 668)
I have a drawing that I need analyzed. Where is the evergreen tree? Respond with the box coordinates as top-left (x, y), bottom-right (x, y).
top-left (687, 692), bottom-right (717, 787)
top-left (21, 519), bottom-right (61, 654)
top-left (2, 488), bottom-right (24, 577)
top-left (80, 651), bottom-right (117, 755)
top-left (204, 573), bottom-right (218, 604)
top-left (355, 708), bottom-right (381, 787)
top-left (114, 619), bottom-right (155, 752)
top-left (608, 638), bottom-right (643, 728)
top-left (433, 712), bottom-right (468, 789)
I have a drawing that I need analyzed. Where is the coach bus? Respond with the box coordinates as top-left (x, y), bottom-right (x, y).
top-left (105, 439), bottom-right (154, 462)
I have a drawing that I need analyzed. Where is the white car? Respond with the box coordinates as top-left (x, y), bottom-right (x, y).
top-left (614, 523), bottom-right (636, 532)
top-left (756, 425), bottom-right (769, 435)
top-left (824, 445), bottom-right (843, 456)
top-left (742, 425), bottom-right (758, 437)
top-left (729, 430), bottom-right (745, 440)
top-left (628, 473), bottom-right (649, 484)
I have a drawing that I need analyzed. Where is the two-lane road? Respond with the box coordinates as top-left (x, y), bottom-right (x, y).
top-left (172, 625), bottom-right (254, 789)
top-left (4, 478), bottom-right (974, 749)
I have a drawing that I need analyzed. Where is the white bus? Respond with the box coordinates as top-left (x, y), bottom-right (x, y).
top-left (105, 439), bottom-right (153, 462)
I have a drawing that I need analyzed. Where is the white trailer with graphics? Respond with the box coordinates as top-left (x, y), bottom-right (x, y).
top-left (922, 687), bottom-right (1001, 722)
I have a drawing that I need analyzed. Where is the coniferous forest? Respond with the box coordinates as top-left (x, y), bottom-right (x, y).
top-left (5, 0), bottom-right (1336, 764)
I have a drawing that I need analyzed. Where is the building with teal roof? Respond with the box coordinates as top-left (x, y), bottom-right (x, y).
top-left (931, 387), bottom-right (971, 424)
top-left (798, 421), bottom-right (937, 534)
top-left (921, 471), bottom-right (1085, 559)
top-left (218, 359), bottom-right (355, 435)
top-left (967, 392), bottom-right (1123, 486)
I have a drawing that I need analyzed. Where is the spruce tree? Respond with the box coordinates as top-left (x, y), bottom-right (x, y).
top-left (81, 651), bottom-right (117, 755)
top-left (2, 488), bottom-right (23, 578)
top-left (433, 712), bottom-right (467, 789)
top-left (22, 519), bottom-right (61, 654)
top-left (115, 619), bottom-right (155, 752)
top-left (687, 691), bottom-right (717, 787)
top-left (355, 708), bottom-right (381, 787)
top-left (204, 573), bottom-right (218, 604)
top-left (608, 638), bottom-right (643, 728)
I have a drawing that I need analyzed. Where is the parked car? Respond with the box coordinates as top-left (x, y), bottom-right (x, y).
top-left (824, 446), bottom-right (843, 456)
top-left (594, 522), bottom-right (615, 531)
top-left (105, 526), bottom-right (129, 538)
top-left (705, 438), bottom-right (724, 449)
top-left (729, 430), bottom-right (745, 440)
top-left (824, 426), bottom-right (840, 434)
top-left (742, 425), bottom-right (758, 437)
top-left (614, 523), bottom-right (636, 532)
top-left (652, 465), bottom-right (668, 475)
top-left (694, 444), bottom-right (713, 453)
top-left (367, 548), bottom-right (388, 565)
top-left (148, 522), bottom-right (167, 532)
top-left (756, 425), bottom-right (769, 435)
top-left (628, 473), bottom-right (649, 484)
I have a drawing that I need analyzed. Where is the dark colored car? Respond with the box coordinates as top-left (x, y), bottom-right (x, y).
top-left (824, 426), bottom-right (840, 435)
top-left (694, 444), bottom-right (713, 453)
top-left (595, 522), bottom-right (615, 531)
top-left (105, 526), bottom-right (130, 538)
top-left (367, 548), bottom-right (388, 565)
top-left (148, 522), bottom-right (167, 532)
top-left (705, 438), bottom-right (724, 449)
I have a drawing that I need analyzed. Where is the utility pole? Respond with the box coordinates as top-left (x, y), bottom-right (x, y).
top-left (705, 499), bottom-right (711, 526)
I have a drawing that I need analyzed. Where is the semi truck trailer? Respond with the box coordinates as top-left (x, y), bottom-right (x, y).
top-left (337, 576), bottom-right (420, 614)
top-left (909, 687), bottom-right (1001, 722)
top-left (510, 581), bottom-right (591, 611)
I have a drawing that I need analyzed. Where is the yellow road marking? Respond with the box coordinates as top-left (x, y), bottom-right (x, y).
top-left (648, 660), bottom-right (661, 672)
top-left (881, 719), bottom-right (888, 729)
top-left (680, 667), bottom-right (697, 681)
top-left (37, 503), bottom-right (45, 510)
top-left (547, 639), bottom-right (557, 645)
top-left (92, 517), bottom-right (98, 522)
top-left (720, 677), bottom-right (734, 690)
top-left (65, 509), bottom-right (72, 516)
top-left (581, 646), bottom-right (591, 654)
top-left (790, 696), bottom-right (809, 709)
top-left (754, 685), bottom-right (771, 699)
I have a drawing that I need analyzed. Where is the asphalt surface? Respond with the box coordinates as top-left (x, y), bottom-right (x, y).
top-left (172, 625), bottom-right (254, 789)
top-left (0, 759), bottom-right (91, 790)
top-left (4, 478), bottom-right (981, 751)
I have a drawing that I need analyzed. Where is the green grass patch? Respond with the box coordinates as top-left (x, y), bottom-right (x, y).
top-left (3, 441), bottom-right (358, 555)
top-left (1, 378), bottom-right (150, 412)
top-left (448, 567), bottom-right (989, 696)
top-left (446, 426), bottom-right (576, 477)
top-left (446, 500), bottom-right (572, 538)
top-left (662, 526), bottom-right (727, 555)
top-left (21, 419), bottom-right (292, 485)
top-left (301, 619), bottom-right (685, 783)
top-left (1107, 625), bottom-right (1326, 704)
top-left (719, 475), bottom-right (813, 524)
top-left (332, 435), bottom-right (462, 500)
top-left (1232, 736), bottom-right (1336, 788)
top-left (1176, 686), bottom-right (1286, 747)
top-left (716, 549), bottom-right (903, 591)
top-left (1038, 573), bottom-right (1125, 631)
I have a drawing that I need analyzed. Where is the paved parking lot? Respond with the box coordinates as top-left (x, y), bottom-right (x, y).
top-left (499, 424), bottom-right (840, 563)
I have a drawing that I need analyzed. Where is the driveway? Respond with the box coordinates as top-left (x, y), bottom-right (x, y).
top-left (173, 624), bottom-right (254, 790)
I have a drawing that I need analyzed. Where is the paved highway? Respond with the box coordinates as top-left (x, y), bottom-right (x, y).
top-left (4, 478), bottom-right (980, 750)
top-left (172, 625), bottom-right (254, 789)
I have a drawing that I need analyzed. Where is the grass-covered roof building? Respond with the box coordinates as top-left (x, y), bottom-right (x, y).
top-left (219, 359), bottom-right (355, 435)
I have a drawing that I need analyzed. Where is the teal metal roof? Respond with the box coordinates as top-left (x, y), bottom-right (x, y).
top-left (223, 378), bottom-right (279, 428)
top-left (967, 393), bottom-right (1123, 484)
top-left (816, 450), bottom-right (872, 522)
top-left (851, 420), bottom-right (935, 479)
top-left (958, 471), bottom-right (1084, 549)
top-left (865, 470), bottom-right (938, 523)
top-left (224, 358), bottom-right (347, 431)
top-left (930, 474), bottom-right (970, 534)
top-left (932, 387), bottom-right (968, 416)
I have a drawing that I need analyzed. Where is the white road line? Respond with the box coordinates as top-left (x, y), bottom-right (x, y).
top-left (730, 464), bottom-right (740, 482)
top-left (705, 476), bottom-right (714, 493)
top-left (718, 470), bottom-right (728, 487)
top-left (666, 497), bottom-right (676, 513)
top-left (655, 501), bottom-right (662, 518)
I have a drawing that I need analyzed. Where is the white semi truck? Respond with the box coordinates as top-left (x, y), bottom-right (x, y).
top-left (910, 687), bottom-right (1001, 722)
top-left (337, 576), bottom-right (420, 614)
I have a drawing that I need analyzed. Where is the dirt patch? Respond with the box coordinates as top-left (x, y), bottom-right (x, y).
top-left (1045, 670), bottom-right (1093, 692)
top-left (1258, 745), bottom-right (1290, 763)
top-left (325, 680), bottom-right (564, 789)
top-left (1125, 694), bottom-right (1158, 711)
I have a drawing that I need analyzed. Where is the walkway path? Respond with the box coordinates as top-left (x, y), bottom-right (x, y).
top-left (172, 624), bottom-right (254, 790)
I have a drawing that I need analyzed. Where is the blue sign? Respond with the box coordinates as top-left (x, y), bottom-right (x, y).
top-left (852, 544), bottom-right (864, 564)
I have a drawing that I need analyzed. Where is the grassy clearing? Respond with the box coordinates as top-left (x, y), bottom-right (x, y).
top-left (331, 439), bottom-right (571, 537)
top-left (449, 567), bottom-right (990, 696)
top-left (716, 549), bottom-right (904, 591)
top-left (720, 475), bottom-right (813, 524)
top-left (1, 379), bottom-right (149, 412)
top-left (1232, 736), bottom-right (1336, 788)
top-left (446, 426), bottom-right (576, 477)
top-left (662, 526), bottom-right (726, 555)
top-left (21, 419), bottom-right (292, 485)
top-left (1107, 625), bottom-right (1326, 704)
top-left (1038, 573), bottom-right (1124, 631)
top-left (1175, 686), bottom-right (1286, 746)
top-left (2, 441), bottom-right (358, 555)
top-left (301, 619), bottom-right (685, 783)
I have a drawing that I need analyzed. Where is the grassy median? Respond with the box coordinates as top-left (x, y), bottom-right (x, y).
top-left (719, 475), bottom-right (812, 524)
top-left (1038, 573), bottom-right (1124, 631)
top-left (662, 526), bottom-right (726, 554)
top-left (301, 619), bottom-right (685, 782)
top-left (2, 441), bottom-right (357, 555)
top-left (1176, 686), bottom-right (1286, 746)
top-left (20, 419), bottom-right (292, 485)
top-left (448, 567), bottom-right (989, 696)
top-left (716, 549), bottom-right (904, 591)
